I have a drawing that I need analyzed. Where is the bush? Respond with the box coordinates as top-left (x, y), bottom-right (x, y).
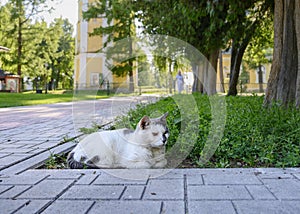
top-left (116, 94), bottom-right (300, 168)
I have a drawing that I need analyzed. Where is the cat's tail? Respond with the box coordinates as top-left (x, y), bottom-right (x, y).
top-left (67, 152), bottom-right (98, 169)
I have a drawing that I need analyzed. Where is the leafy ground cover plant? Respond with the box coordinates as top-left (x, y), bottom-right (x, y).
top-left (41, 93), bottom-right (300, 169)
top-left (116, 94), bottom-right (300, 168)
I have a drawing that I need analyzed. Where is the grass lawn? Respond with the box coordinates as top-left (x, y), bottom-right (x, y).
top-left (117, 94), bottom-right (300, 168)
top-left (0, 90), bottom-right (111, 108)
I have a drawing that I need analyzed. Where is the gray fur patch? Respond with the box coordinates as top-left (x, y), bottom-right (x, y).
top-left (87, 155), bottom-right (100, 164)
top-left (67, 152), bottom-right (99, 169)
top-left (123, 128), bottom-right (134, 135)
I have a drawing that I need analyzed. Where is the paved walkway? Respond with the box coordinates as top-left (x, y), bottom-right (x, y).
top-left (0, 96), bottom-right (300, 214)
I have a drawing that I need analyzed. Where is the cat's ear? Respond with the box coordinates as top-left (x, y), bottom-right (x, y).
top-left (139, 116), bottom-right (151, 129)
top-left (160, 112), bottom-right (168, 122)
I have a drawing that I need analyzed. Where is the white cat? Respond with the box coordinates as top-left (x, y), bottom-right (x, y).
top-left (67, 113), bottom-right (169, 169)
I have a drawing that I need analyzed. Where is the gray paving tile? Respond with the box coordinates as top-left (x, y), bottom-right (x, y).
top-left (188, 185), bottom-right (252, 200)
top-left (75, 174), bottom-right (100, 185)
top-left (0, 144), bottom-right (25, 149)
top-left (0, 185), bottom-right (13, 194)
top-left (23, 170), bottom-right (85, 179)
top-left (99, 169), bottom-right (153, 180)
top-left (0, 153), bottom-right (12, 159)
top-left (149, 169), bottom-right (183, 179)
top-left (263, 179), bottom-right (300, 199)
top-left (0, 174), bottom-right (47, 185)
top-left (0, 199), bottom-right (29, 213)
top-left (60, 185), bottom-right (125, 200)
top-left (246, 185), bottom-right (276, 200)
top-left (293, 173), bottom-right (300, 180)
top-left (143, 179), bottom-right (184, 200)
top-left (0, 148), bottom-right (35, 153)
top-left (186, 171), bottom-right (204, 185)
top-left (17, 179), bottom-right (74, 199)
top-left (203, 172), bottom-right (261, 185)
top-left (162, 201), bottom-right (185, 214)
top-left (92, 172), bottom-right (147, 185)
top-left (234, 200), bottom-right (300, 214)
top-left (0, 154), bottom-right (30, 166)
top-left (257, 171), bottom-right (295, 179)
top-left (89, 201), bottom-right (161, 214)
top-left (122, 185), bottom-right (145, 200)
top-left (42, 200), bottom-right (94, 214)
top-left (189, 201), bottom-right (236, 214)
top-left (14, 199), bottom-right (51, 214)
top-left (0, 185), bottom-right (31, 198)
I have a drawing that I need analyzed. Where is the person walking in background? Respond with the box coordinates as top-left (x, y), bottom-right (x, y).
top-left (176, 71), bottom-right (184, 94)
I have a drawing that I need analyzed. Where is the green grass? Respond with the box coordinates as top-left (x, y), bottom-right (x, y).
top-left (0, 90), bottom-right (111, 108)
top-left (115, 94), bottom-right (300, 168)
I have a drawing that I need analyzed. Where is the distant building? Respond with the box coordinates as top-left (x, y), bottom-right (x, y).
top-left (217, 50), bottom-right (271, 93)
top-left (75, 0), bottom-right (128, 90)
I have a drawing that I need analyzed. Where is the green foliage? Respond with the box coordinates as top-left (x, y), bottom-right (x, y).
top-left (45, 152), bottom-right (67, 169)
top-left (116, 94), bottom-right (300, 168)
top-left (0, 1), bottom-right (74, 90)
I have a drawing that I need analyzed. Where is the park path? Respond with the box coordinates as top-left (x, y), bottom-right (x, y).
top-left (0, 96), bottom-right (300, 214)
top-left (0, 96), bottom-right (158, 174)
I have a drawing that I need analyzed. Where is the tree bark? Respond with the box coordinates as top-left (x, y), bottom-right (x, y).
top-left (295, 0), bottom-right (300, 108)
top-left (128, 37), bottom-right (134, 92)
top-left (258, 64), bottom-right (264, 93)
top-left (264, 0), bottom-right (283, 106)
top-left (227, 39), bottom-right (249, 96)
top-left (276, 0), bottom-right (298, 106)
top-left (206, 49), bottom-right (218, 95)
top-left (192, 62), bottom-right (203, 93)
top-left (168, 58), bottom-right (173, 94)
top-left (265, 0), bottom-right (300, 107)
top-left (219, 50), bottom-right (225, 93)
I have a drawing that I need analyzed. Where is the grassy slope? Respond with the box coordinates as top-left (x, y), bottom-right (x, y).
top-left (0, 90), bottom-right (110, 108)
top-left (118, 94), bottom-right (300, 168)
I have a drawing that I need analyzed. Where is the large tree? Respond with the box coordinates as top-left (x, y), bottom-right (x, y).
top-left (2, 0), bottom-right (55, 90)
top-left (264, 0), bottom-right (300, 107)
top-left (136, 1), bottom-right (273, 95)
top-left (226, 0), bottom-right (273, 96)
top-left (0, 2), bottom-right (74, 91)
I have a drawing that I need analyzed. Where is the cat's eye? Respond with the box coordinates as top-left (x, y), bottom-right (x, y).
top-left (152, 132), bottom-right (159, 136)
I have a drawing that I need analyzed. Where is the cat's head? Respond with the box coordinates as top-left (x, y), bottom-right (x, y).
top-left (136, 112), bottom-right (169, 148)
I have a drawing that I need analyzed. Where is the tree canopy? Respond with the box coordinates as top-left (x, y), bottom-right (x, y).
top-left (0, 0), bottom-right (75, 90)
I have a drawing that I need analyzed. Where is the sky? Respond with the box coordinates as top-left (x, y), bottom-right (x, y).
top-left (42, 0), bottom-right (78, 27)
top-left (1, 0), bottom-right (78, 30)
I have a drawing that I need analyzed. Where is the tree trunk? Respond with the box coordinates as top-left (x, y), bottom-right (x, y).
top-left (264, 0), bottom-right (283, 106)
top-left (219, 50), bottom-right (225, 93)
top-left (227, 40), bottom-right (248, 96)
top-left (168, 58), bottom-right (173, 94)
top-left (17, 13), bottom-right (23, 92)
top-left (295, 0), bottom-right (300, 108)
top-left (192, 63), bottom-right (198, 92)
top-left (258, 64), bottom-right (264, 93)
top-left (206, 50), bottom-right (218, 95)
top-left (128, 38), bottom-right (134, 92)
top-left (265, 0), bottom-right (300, 107)
top-left (192, 61), bottom-right (204, 93)
top-left (276, 0), bottom-right (298, 106)
top-left (227, 20), bottom-right (259, 96)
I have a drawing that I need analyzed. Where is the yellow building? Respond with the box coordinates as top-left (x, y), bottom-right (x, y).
top-left (217, 50), bottom-right (271, 93)
top-left (75, 0), bottom-right (129, 90)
